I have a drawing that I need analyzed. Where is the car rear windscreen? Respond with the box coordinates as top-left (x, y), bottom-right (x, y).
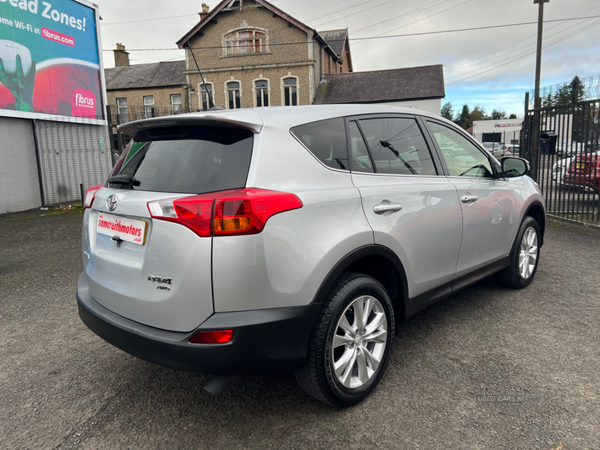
top-left (109, 126), bottom-right (253, 194)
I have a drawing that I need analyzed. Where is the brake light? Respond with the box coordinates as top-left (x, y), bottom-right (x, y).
top-left (190, 330), bottom-right (234, 344)
top-left (147, 189), bottom-right (303, 237)
top-left (148, 196), bottom-right (214, 237)
top-left (83, 184), bottom-right (104, 210)
top-left (213, 189), bottom-right (303, 235)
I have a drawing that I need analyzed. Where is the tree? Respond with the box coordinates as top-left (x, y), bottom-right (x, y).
top-left (541, 92), bottom-right (555, 108)
top-left (509, 113), bottom-right (517, 119)
top-left (470, 105), bottom-right (486, 123)
top-left (441, 102), bottom-right (454, 121)
top-left (555, 75), bottom-right (586, 106)
top-left (454, 104), bottom-right (471, 129)
top-left (490, 109), bottom-right (508, 120)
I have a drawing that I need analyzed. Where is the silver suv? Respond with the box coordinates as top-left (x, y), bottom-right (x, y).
top-left (77, 105), bottom-right (545, 407)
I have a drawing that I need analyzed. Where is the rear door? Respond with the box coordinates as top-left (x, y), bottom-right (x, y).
top-left (348, 115), bottom-right (463, 300)
top-left (83, 125), bottom-right (254, 332)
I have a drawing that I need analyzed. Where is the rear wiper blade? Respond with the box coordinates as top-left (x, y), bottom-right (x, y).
top-left (107, 175), bottom-right (141, 186)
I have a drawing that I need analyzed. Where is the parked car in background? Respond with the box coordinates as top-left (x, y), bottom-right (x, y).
top-left (76, 105), bottom-right (546, 407)
top-left (563, 152), bottom-right (600, 193)
top-left (552, 157), bottom-right (573, 183)
top-left (557, 142), bottom-right (597, 158)
top-left (505, 144), bottom-right (520, 157)
top-left (482, 142), bottom-right (511, 159)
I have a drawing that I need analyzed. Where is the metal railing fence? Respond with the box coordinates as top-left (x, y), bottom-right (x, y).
top-left (522, 98), bottom-right (599, 227)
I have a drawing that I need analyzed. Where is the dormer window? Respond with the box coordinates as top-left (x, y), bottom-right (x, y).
top-left (225, 29), bottom-right (268, 56)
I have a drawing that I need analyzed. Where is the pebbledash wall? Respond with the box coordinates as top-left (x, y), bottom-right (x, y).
top-left (0, 118), bottom-right (41, 214)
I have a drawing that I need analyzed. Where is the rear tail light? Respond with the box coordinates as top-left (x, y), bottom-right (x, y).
top-left (83, 184), bottom-right (104, 210)
top-left (148, 197), bottom-right (213, 237)
top-left (190, 330), bottom-right (234, 344)
top-left (148, 188), bottom-right (303, 237)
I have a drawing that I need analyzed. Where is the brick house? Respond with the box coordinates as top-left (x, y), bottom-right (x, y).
top-left (105, 45), bottom-right (188, 125)
top-left (319, 29), bottom-right (352, 75)
top-left (104, 0), bottom-right (445, 128)
top-left (176, 0), bottom-right (349, 111)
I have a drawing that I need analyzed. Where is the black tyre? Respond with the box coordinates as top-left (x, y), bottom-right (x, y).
top-left (295, 272), bottom-right (395, 407)
top-left (496, 216), bottom-right (541, 289)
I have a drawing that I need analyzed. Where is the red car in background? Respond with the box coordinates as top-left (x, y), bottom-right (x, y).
top-left (563, 152), bottom-right (600, 193)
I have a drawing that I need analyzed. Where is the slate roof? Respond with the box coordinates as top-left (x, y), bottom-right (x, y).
top-left (105, 61), bottom-right (186, 90)
top-left (318, 29), bottom-right (347, 57)
top-left (315, 65), bottom-right (445, 104)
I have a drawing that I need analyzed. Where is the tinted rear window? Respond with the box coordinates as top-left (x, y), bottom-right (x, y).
top-left (110, 126), bottom-right (253, 194)
top-left (291, 118), bottom-right (349, 170)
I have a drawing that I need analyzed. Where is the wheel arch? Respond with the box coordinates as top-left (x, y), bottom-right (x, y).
top-left (311, 245), bottom-right (410, 323)
top-left (525, 201), bottom-right (545, 247)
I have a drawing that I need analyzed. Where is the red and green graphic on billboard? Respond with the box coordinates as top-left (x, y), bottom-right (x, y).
top-left (0, 0), bottom-right (103, 120)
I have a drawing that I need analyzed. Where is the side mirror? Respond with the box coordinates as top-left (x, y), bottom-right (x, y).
top-left (501, 157), bottom-right (529, 178)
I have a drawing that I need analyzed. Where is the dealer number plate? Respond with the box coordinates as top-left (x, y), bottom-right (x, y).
top-left (97, 213), bottom-right (147, 245)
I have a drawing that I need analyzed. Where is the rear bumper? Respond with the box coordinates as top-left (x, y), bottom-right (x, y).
top-left (76, 273), bottom-right (321, 374)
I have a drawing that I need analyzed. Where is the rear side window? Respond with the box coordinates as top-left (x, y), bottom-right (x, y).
top-left (110, 126), bottom-right (253, 194)
top-left (291, 118), bottom-right (349, 170)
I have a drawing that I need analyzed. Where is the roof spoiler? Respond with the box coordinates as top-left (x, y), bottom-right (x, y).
top-left (117, 112), bottom-right (264, 137)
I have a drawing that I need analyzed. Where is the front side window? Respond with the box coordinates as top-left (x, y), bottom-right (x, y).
top-left (227, 82), bottom-right (241, 109)
top-left (143, 96), bottom-right (154, 118)
top-left (225, 29), bottom-right (267, 56)
top-left (283, 77), bottom-right (297, 106)
top-left (427, 121), bottom-right (494, 178)
top-left (200, 83), bottom-right (213, 111)
top-left (116, 98), bottom-right (128, 124)
top-left (255, 80), bottom-right (269, 107)
top-left (358, 118), bottom-right (437, 175)
top-left (170, 94), bottom-right (182, 115)
top-left (291, 118), bottom-right (348, 170)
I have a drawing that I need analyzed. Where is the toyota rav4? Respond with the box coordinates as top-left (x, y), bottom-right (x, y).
top-left (77, 105), bottom-right (545, 407)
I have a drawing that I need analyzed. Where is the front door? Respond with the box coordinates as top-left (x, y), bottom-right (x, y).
top-left (424, 120), bottom-right (518, 278)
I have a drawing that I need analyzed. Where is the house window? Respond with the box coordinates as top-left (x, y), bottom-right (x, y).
top-left (116, 98), bottom-right (128, 124)
top-left (143, 96), bottom-right (154, 118)
top-left (170, 94), bottom-right (182, 114)
top-left (227, 81), bottom-right (241, 109)
top-left (199, 83), bottom-right (213, 111)
top-left (225, 29), bottom-right (267, 55)
top-left (255, 80), bottom-right (269, 107)
top-left (283, 77), bottom-right (298, 106)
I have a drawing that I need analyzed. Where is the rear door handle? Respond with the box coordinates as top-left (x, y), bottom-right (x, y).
top-left (373, 202), bottom-right (403, 214)
top-left (461, 195), bottom-right (479, 203)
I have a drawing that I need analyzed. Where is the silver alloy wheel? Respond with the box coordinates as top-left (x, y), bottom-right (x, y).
top-left (519, 227), bottom-right (538, 280)
top-left (331, 295), bottom-right (388, 389)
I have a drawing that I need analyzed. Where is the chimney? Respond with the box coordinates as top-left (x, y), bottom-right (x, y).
top-left (113, 43), bottom-right (129, 67)
top-left (199, 3), bottom-right (210, 21)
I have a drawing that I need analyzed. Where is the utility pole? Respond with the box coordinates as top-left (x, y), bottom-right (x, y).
top-left (530, 0), bottom-right (548, 181)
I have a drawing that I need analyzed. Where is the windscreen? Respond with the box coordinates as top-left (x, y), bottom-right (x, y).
top-left (109, 126), bottom-right (253, 194)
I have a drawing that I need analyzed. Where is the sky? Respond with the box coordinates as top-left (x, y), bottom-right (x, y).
top-left (95, 0), bottom-right (600, 117)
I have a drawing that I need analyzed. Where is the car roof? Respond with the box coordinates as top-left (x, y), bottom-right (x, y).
top-left (118, 104), bottom-right (446, 136)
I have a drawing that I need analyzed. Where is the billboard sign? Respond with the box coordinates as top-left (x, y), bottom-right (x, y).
top-left (0, 0), bottom-right (104, 121)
